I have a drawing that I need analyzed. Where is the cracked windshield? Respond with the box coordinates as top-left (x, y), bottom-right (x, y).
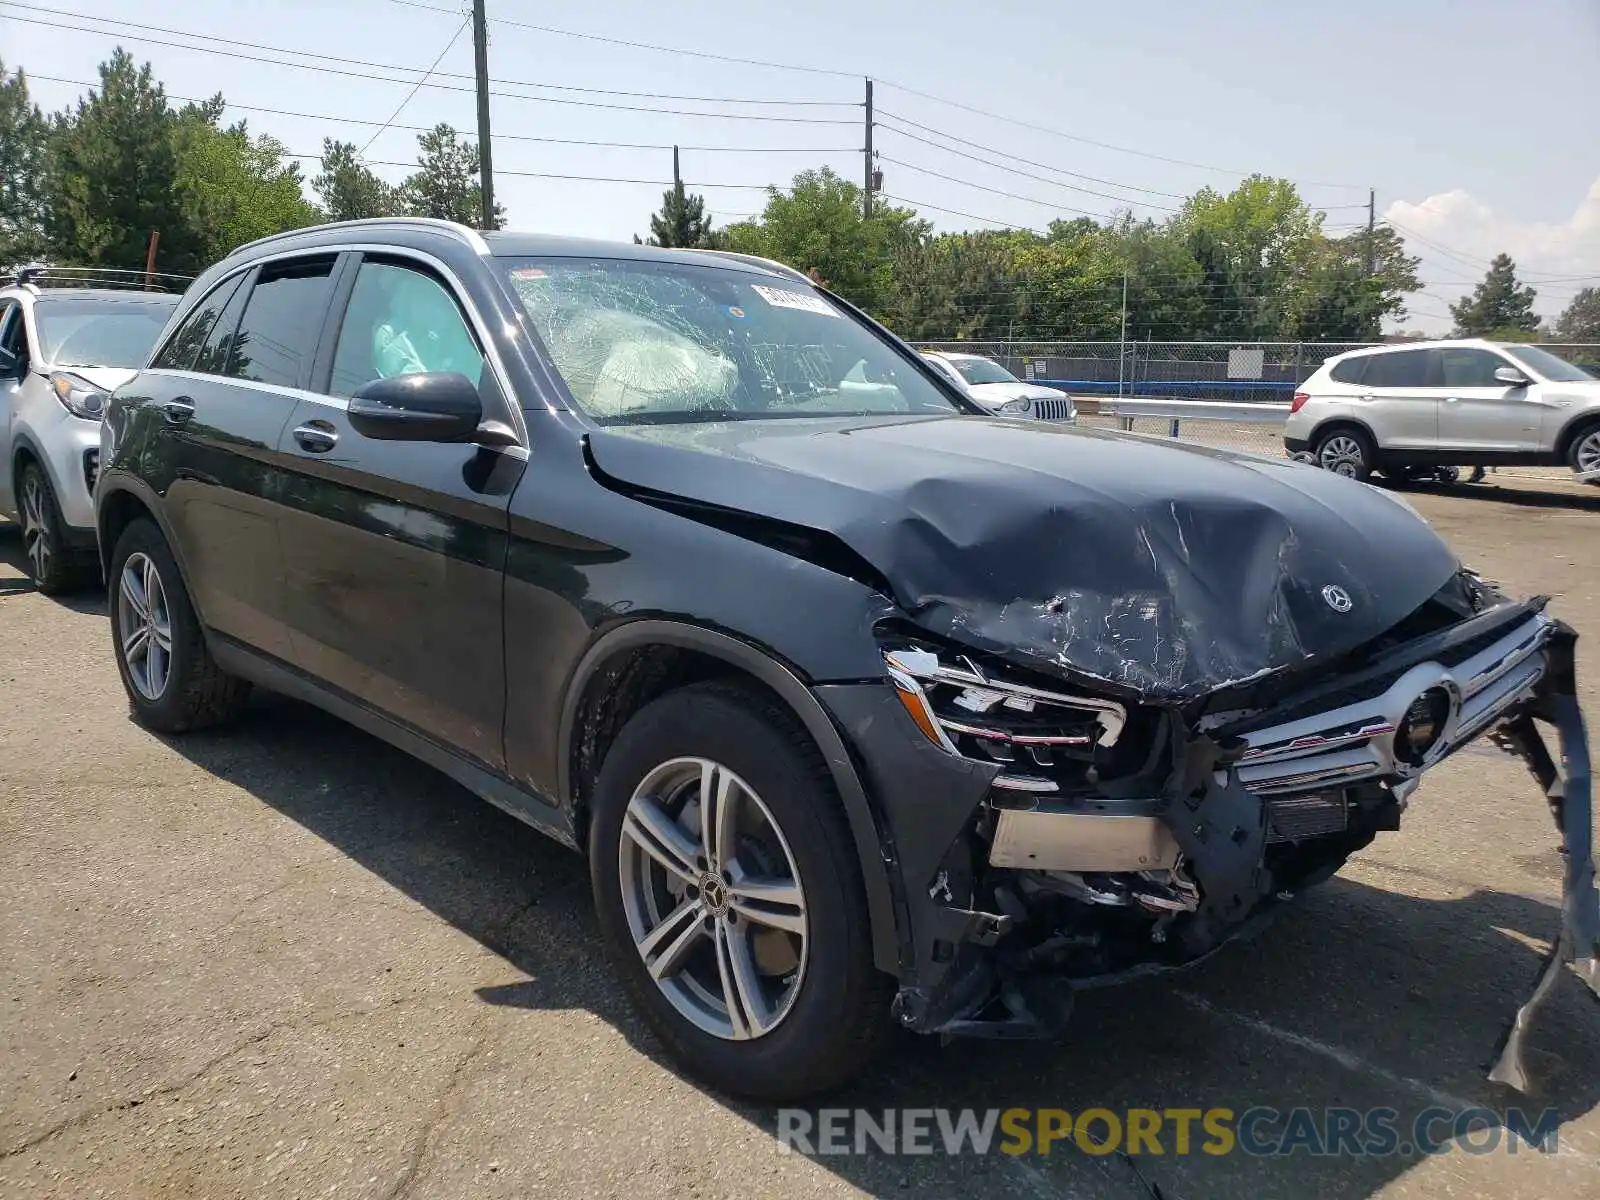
top-left (503, 257), bottom-right (962, 423)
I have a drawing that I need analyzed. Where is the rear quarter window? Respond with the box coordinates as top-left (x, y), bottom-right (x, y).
top-left (1361, 349), bottom-right (1431, 389)
top-left (1329, 356), bottom-right (1370, 385)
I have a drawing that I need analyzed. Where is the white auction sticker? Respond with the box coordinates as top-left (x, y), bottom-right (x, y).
top-left (750, 284), bottom-right (840, 317)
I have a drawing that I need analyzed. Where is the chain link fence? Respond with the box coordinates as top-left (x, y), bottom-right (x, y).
top-left (913, 340), bottom-right (1600, 405)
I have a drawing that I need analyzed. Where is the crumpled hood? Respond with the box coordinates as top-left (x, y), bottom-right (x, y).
top-left (586, 414), bottom-right (1462, 700)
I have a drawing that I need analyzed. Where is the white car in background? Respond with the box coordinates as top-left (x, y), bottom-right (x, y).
top-left (1284, 339), bottom-right (1600, 485)
top-left (922, 350), bottom-right (1077, 423)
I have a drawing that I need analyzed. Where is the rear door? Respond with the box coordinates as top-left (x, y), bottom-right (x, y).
top-left (1354, 348), bottom-right (1437, 449)
top-left (273, 253), bottom-right (526, 771)
top-left (155, 254), bottom-right (343, 662)
top-left (1432, 345), bottom-right (1544, 452)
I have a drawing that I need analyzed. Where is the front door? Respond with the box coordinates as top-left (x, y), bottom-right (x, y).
top-left (1433, 345), bottom-right (1543, 452)
top-left (0, 301), bottom-right (26, 513)
top-left (274, 254), bottom-right (525, 771)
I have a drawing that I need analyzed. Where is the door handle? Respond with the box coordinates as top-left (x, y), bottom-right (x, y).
top-left (1357, 393), bottom-right (1375, 402)
top-left (292, 421), bottom-right (339, 453)
top-left (163, 398), bottom-right (195, 424)
top-left (1444, 396), bottom-right (1461, 403)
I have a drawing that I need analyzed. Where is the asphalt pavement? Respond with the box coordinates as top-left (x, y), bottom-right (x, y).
top-left (3, 473), bottom-right (1600, 1200)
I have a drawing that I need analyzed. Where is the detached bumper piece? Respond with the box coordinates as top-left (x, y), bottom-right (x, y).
top-left (885, 605), bottom-right (1599, 1092)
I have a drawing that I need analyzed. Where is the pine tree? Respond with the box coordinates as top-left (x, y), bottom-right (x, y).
top-left (1450, 252), bottom-right (1540, 337)
top-left (642, 147), bottom-right (716, 248)
top-left (0, 60), bottom-right (50, 264)
top-left (399, 124), bottom-right (505, 229)
top-left (313, 139), bottom-right (403, 222)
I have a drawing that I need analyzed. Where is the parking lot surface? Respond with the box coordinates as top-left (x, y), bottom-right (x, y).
top-left (3, 473), bottom-right (1600, 1200)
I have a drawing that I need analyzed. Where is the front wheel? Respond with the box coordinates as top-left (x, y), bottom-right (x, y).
top-left (1569, 424), bottom-right (1600, 485)
top-left (1316, 427), bottom-right (1375, 481)
top-left (16, 463), bottom-right (97, 594)
top-left (588, 681), bottom-right (890, 1101)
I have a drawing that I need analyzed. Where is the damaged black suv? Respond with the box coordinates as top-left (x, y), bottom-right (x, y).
top-left (97, 219), bottom-right (1598, 1101)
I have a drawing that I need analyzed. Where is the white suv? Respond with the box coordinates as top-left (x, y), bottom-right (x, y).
top-left (1283, 339), bottom-right (1600, 484)
top-left (921, 351), bottom-right (1077, 422)
top-left (1, 268), bottom-right (181, 592)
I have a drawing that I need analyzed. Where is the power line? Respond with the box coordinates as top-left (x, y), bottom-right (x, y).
top-left (3, 7), bottom-right (864, 112)
top-left (879, 193), bottom-right (1045, 234)
top-left (26, 73), bottom-right (857, 153)
top-left (873, 120), bottom-right (1178, 211)
top-left (282, 152), bottom-right (779, 190)
top-left (385, 0), bottom-right (860, 79)
top-left (360, 13), bottom-right (469, 155)
top-left (880, 157), bottom-right (1113, 219)
top-left (875, 111), bottom-right (1188, 201)
top-left (877, 81), bottom-right (1365, 190)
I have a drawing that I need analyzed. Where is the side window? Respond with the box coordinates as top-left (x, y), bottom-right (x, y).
top-left (151, 273), bottom-right (245, 372)
top-left (0, 302), bottom-right (22, 367)
top-left (1362, 349), bottom-right (1430, 389)
top-left (328, 259), bottom-right (485, 398)
top-left (193, 273), bottom-right (254, 376)
top-left (225, 258), bottom-right (337, 389)
top-left (1436, 347), bottom-right (1507, 388)
top-left (1329, 356), bottom-right (1369, 385)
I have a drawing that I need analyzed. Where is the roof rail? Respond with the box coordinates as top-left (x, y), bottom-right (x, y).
top-left (3, 265), bottom-right (194, 293)
top-left (230, 217), bottom-right (490, 258)
top-left (687, 248), bottom-right (812, 284)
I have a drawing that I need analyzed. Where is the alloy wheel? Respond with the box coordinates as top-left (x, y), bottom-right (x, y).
top-left (19, 472), bottom-right (51, 582)
top-left (618, 757), bottom-right (809, 1041)
top-left (118, 551), bottom-right (173, 700)
top-left (1575, 429), bottom-right (1600, 480)
top-left (1319, 435), bottom-right (1366, 477)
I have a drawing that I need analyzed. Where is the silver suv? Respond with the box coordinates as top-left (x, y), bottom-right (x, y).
top-left (0, 268), bottom-right (181, 592)
top-left (1283, 339), bottom-right (1600, 484)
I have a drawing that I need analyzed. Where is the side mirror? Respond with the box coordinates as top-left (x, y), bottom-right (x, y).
top-left (1494, 365), bottom-right (1530, 387)
top-left (348, 372), bottom-right (486, 443)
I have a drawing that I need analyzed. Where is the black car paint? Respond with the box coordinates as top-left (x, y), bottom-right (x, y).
top-left (97, 222), bottom-right (1600, 1088)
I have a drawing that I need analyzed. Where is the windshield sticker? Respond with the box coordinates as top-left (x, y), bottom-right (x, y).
top-left (750, 284), bottom-right (839, 318)
top-left (512, 267), bottom-right (547, 280)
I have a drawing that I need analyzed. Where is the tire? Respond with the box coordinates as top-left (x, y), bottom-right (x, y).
top-left (588, 680), bottom-right (890, 1101)
top-left (1315, 426), bottom-right (1375, 482)
top-left (1567, 422), bottom-right (1600, 485)
top-left (16, 462), bottom-right (97, 595)
top-left (108, 517), bottom-right (250, 733)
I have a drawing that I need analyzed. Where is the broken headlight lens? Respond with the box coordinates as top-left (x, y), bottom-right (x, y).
top-left (882, 645), bottom-right (1128, 772)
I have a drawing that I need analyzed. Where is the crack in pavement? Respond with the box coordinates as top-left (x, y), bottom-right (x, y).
top-left (385, 1010), bottom-right (497, 1200)
top-left (0, 1000), bottom-right (435, 1163)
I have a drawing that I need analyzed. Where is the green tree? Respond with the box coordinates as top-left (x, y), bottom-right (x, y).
top-left (883, 229), bottom-right (1026, 340)
top-left (1174, 175), bottom-right (1318, 340)
top-left (0, 60), bottom-right (50, 264)
top-left (638, 148), bottom-right (717, 248)
top-left (172, 110), bottom-right (320, 262)
top-left (1552, 287), bottom-right (1600, 343)
top-left (1281, 224), bottom-right (1421, 340)
top-left (1450, 252), bottom-right (1540, 337)
top-left (400, 124), bottom-right (505, 229)
top-left (313, 139), bottom-right (404, 222)
top-left (43, 50), bottom-right (201, 272)
top-left (729, 167), bottom-right (922, 313)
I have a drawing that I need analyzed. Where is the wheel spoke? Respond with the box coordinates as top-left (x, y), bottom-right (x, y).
top-left (151, 617), bottom-right (172, 651)
top-left (727, 876), bottom-right (807, 936)
top-left (120, 567), bottom-right (150, 623)
top-left (636, 895), bottom-right (707, 981)
top-left (700, 760), bottom-right (740, 876)
top-left (713, 917), bottom-right (772, 1039)
top-left (122, 624), bottom-right (150, 662)
top-left (144, 558), bottom-right (162, 619)
top-left (621, 796), bottom-right (701, 885)
top-left (147, 639), bottom-right (168, 696)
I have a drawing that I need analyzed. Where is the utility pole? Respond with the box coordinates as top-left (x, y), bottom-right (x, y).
top-left (1118, 269), bottom-right (1129, 397)
top-left (672, 144), bottom-right (681, 194)
top-left (863, 77), bottom-right (873, 220)
top-left (472, 0), bottom-right (496, 230)
top-left (1364, 187), bottom-right (1376, 277)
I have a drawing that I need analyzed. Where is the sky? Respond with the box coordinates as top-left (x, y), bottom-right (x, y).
top-left (5, 0), bottom-right (1599, 334)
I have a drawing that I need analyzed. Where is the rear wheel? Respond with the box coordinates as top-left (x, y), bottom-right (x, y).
top-left (16, 463), bottom-right (97, 594)
top-left (588, 681), bottom-right (889, 1101)
top-left (109, 517), bottom-right (250, 732)
top-left (1569, 423), bottom-right (1600, 484)
top-left (1316, 427), bottom-right (1375, 481)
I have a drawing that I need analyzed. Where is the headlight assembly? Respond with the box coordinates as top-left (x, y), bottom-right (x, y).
top-left (998, 398), bottom-right (1031, 415)
top-left (50, 372), bottom-right (110, 420)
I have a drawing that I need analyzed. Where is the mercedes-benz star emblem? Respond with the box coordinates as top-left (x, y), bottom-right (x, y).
top-left (1322, 585), bottom-right (1354, 613)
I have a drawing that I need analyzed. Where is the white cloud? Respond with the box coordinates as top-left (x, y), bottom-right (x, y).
top-left (1382, 176), bottom-right (1600, 334)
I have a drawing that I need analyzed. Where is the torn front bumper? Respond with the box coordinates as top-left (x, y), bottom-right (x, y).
top-left (820, 604), bottom-right (1600, 1093)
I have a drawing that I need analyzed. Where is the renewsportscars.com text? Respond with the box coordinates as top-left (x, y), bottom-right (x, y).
top-left (776, 1106), bottom-right (1563, 1158)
